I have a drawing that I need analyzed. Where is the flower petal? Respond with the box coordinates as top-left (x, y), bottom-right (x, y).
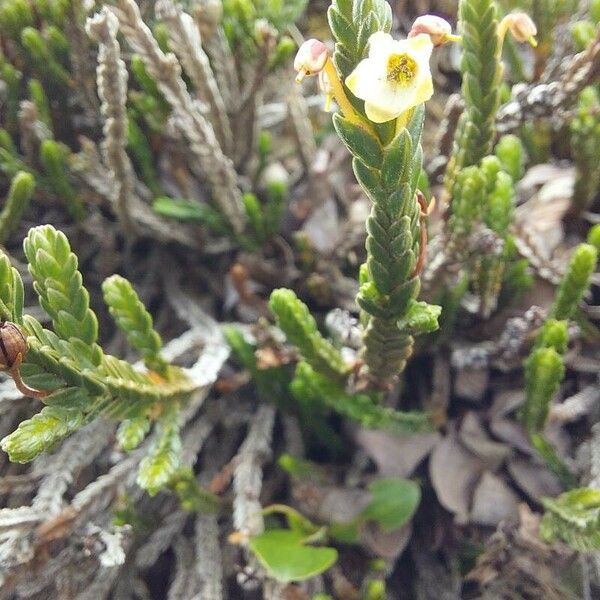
top-left (367, 31), bottom-right (395, 62)
top-left (415, 74), bottom-right (434, 105)
top-left (346, 58), bottom-right (389, 100)
top-left (346, 58), bottom-right (373, 99)
top-left (364, 101), bottom-right (400, 123)
top-left (361, 77), bottom-right (425, 121)
top-left (408, 33), bottom-right (434, 56)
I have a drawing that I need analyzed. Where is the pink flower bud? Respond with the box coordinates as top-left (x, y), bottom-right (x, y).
top-left (409, 15), bottom-right (454, 47)
top-left (294, 39), bottom-right (329, 82)
top-left (504, 13), bottom-right (537, 45)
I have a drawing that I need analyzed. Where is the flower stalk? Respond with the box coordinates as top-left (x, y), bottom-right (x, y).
top-left (288, 1), bottom-right (444, 387)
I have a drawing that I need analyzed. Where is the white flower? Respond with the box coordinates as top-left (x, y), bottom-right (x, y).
top-left (345, 32), bottom-right (434, 123)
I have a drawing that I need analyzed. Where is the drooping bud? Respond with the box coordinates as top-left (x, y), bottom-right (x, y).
top-left (294, 39), bottom-right (329, 82)
top-left (408, 15), bottom-right (458, 47)
top-left (502, 13), bottom-right (538, 47)
top-left (0, 322), bottom-right (27, 369)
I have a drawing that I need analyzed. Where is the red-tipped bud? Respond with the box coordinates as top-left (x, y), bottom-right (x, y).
top-left (408, 15), bottom-right (456, 47)
top-left (294, 39), bottom-right (329, 82)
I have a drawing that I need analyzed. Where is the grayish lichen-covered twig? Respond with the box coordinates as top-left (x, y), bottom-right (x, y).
top-left (32, 419), bottom-right (115, 516)
top-left (497, 28), bottom-right (600, 134)
top-left (18, 101), bottom-right (50, 165)
top-left (135, 507), bottom-right (188, 568)
top-left (193, 0), bottom-right (240, 112)
top-left (168, 536), bottom-right (202, 599)
top-left (550, 385), bottom-right (600, 424)
top-left (86, 8), bottom-right (137, 235)
top-left (72, 137), bottom-right (200, 247)
top-left (588, 423), bottom-right (600, 581)
top-left (65, 0), bottom-right (102, 122)
top-left (233, 404), bottom-right (275, 538)
top-left (195, 513), bottom-right (224, 600)
top-left (111, 0), bottom-right (246, 233)
top-left (155, 0), bottom-right (233, 155)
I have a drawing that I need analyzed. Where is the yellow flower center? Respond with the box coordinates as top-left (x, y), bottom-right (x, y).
top-left (386, 53), bottom-right (418, 85)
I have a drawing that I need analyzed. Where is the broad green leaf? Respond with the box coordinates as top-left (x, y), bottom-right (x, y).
top-left (249, 529), bottom-right (338, 583)
top-left (333, 114), bottom-right (382, 170)
top-left (360, 478), bottom-right (421, 532)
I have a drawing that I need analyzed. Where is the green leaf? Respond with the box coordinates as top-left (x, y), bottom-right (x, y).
top-left (0, 252), bottom-right (24, 323)
top-left (353, 158), bottom-right (383, 201)
top-left (249, 529), bottom-right (338, 583)
top-left (397, 300), bottom-right (441, 336)
top-left (536, 319), bottom-right (568, 353)
top-left (153, 197), bottom-right (230, 235)
top-left (541, 488), bottom-right (600, 551)
top-left (333, 114), bottom-right (382, 170)
top-left (24, 225), bottom-right (99, 350)
top-left (21, 26), bottom-right (71, 86)
top-left (550, 243), bottom-right (598, 320)
top-left (269, 288), bottom-right (347, 380)
top-left (444, 0), bottom-right (501, 192)
top-left (587, 223), bottom-right (600, 252)
top-left (0, 171), bottom-right (35, 245)
top-left (381, 130), bottom-right (411, 190)
top-left (523, 347), bottom-right (565, 433)
top-left (261, 504), bottom-right (321, 536)
top-left (531, 434), bottom-right (576, 489)
top-left (495, 134), bottom-right (525, 181)
top-left (291, 362), bottom-right (431, 433)
top-left (1, 406), bottom-right (84, 463)
top-left (328, 521), bottom-right (360, 544)
top-left (42, 386), bottom-right (90, 409)
top-left (170, 468), bottom-right (220, 513)
top-left (137, 403), bottom-right (182, 495)
top-left (102, 275), bottom-right (167, 374)
top-left (242, 192), bottom-right (266, 243)
top-left (118, 416), bottom-right (151, 451)
top-left (360, 478), bottom-right (421, 532)
top-left (39, 140), bottom-right (84, 221)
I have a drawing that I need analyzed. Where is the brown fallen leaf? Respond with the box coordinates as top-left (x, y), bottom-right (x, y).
top-left (354, 428), bottom-right (440, 479)
top-left (429, 432), bottom-right (485, 523)
top-left (361, 521), bottom-right (413, 560)
top-left (469, 472), bottom-right (519, 527)
top-left (507, 457), bottom-right (563, 502)
top-left (459, 412), bottom-right (512, 472)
